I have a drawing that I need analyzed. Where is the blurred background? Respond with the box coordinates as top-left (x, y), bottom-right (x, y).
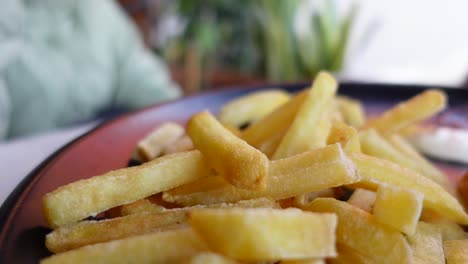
top-left (1, 0), bottom-right (468, 141)
top-left (0, 0), bottom-right (467, 203)
top-left (130, 0), bottom-right (468, 92)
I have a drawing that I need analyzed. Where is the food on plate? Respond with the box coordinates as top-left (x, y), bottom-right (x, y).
top-left (406, 222), bottom-right (445, 264)
top-left (346, 188), bottom-right (376, 213)
top-left (373, 184), bottom-right (423, 235)
top-left (305, 198), bottom-right (413, 264)
top-left (43, 150), bottom-right (210, 227)
top-left (41, 228), bottom-right (207, 264)
top-left (359, 129), bottom-right (452, 190)
top-left (134, 122), bottom-right (185, 162)
top-left (189, 208), bottom-right (336, 261)
top-left (336, 96), bottom-right (366, 127)
top-left (41, 72), bottom-right (468, 263)
top-left (443, 240), bottom-right (468, 264)
top-left (350, 153), bottom-right (468, 224)
top-left (187, 111), bottom-right (269, 190)
top-left (218, 89), bottom-right (290, 128)
top-left (272, 71), bottom-right (337, 159)
top-left (46, 198), bottom-right (278, 253)
top-left (163, 144), bottom-right (359, 206)
top-left (364, 89), bottom-right (446, 133)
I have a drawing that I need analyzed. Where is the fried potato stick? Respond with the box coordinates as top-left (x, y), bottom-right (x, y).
top-left (189, 208), bottom-right (337, 261)
top-left (43, 150), bottom-right (210, 227)
top-left (364, 90), bottom-right (446, 134)
top-left (305, 198), bottom-right (413, 264)
top-left (350, 153), bottom-right (468, 225)
top-left (273, 71), bottom-right (337, 159)
top-left (187, 111), bottom-right (269, 190)
top-left (41, 228), bottom-right (207, 264)
top-left (164, 144), bottom-right (359, 206)
top-left (46, 198), bottom-right (278, 253)
top-left (218, 89), bottom-right (290, 128)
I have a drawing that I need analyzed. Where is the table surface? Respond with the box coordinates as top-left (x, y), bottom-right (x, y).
top-left (0, 122), bottom-right (97, 206)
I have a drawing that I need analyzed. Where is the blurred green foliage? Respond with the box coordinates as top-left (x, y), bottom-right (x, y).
top-left (157, 0), bottom-right (355, 84)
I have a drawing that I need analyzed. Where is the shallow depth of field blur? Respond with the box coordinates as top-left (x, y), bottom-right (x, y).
top-left (0, 0), bottom-right (467, 141)
top-left (145, 0), bottom-right (468, 92)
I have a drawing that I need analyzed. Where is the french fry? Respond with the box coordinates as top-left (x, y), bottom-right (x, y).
top-left (347, 189), bottom-right (376, 213)
top-left (164, 144), bottom-right (359, 206)
top-left (43, 150), bottom-right (210, 227)
top-left (184, 252), bottom-right (240, 264)
top-left (46, 198), bottom-right (278, 253)
top-left (433, 222), bottom-right (468, 240)
top-left (349, 153), bottom-right (468, 225)
top-left (189, 208), bottom-right (337, 261)
top-left (46, 210), bottom-right (189, 253)
top-left (241, 90), bottom-right (308, 148)
top-left (327, 121), bottom-right (361, 153)
top-left (187, 111), bottom-right (269, 190)
top-left (443, 240), bottom-right (468, 264)
top-left (364, 90), bottom-right (446, 134)
top-left (328, 244), bottom-right (370, 264)
top-left (407, 222), bottom-right (445, 264)
top-left (136, 122), bottom-right (185, 161)
top-left (305, 198), bottom-right (413, 264)
top-left (257, 128), bottom-right (287, 158)
top-left (163, 135), bottom-right (194, 155)
top-left (359, 129), bottom-right (453, 191)
top-left (336, 96), bottom-right (366, 127)
top-left (373, 184), bottom-right (423, 235)
top-left (218, 89), bottom-right (290, 128)
top-left (293, 189), bottom-right (335, 209)
top-left (273, 72), bottom-right (337, 159)
top-left (41, 228), bottom-right (207, 264)
top-left (105, 199), bottom-right (165, 218)
top-left (280, 259), bottom-right (325, 264)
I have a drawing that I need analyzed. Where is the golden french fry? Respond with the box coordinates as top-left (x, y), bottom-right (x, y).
top-left (218, 89), bottom-right (290, 128)
top-left (347, 189), bottom-right (376, 213)
top-left (184, 252), bottom-right (240, 264)
top-left (359, 129), bottom-right (453, 191)
top-left (189, 208), bottom-right (337, 261)
top-left (443, 240), bottom-right (468, 264)
top-left (46, 198), bottom-right (278, 253)
top-left (433, 222), bottom-right (468, 240)
top-left (163, 135), bottom-right (194, 155)
top-left (106, 199), bottom-right (166, 218)
top-left (273, 72), bottom-right (337, 159)
top-left (46, 211), bottom-right (189, 253)
top-left (305, 198), bottom-right (413, 264)
top-left (187, 111), bottom-right (269, 190)
top-left (136, 122), bottom-right (185, 161)
top-left (336, 96), bottom-right (365, 127)
top-left (293, 189), bottom-right (335, 209)
top-left (349, 153), bottom-right (468, 225)
top-left (407, 222), bottom-right (445, 264)
top-left (164, 144), bottom-right (359, 206)
top-left (241, 89), bottom-right (308, 148)
top-left (373, 184), bottom-right (423, 235)
top-left (327, 121), bottom-right (361, 153)
top-left (41, 228), bottom-right (207, 264)
top-left (364, 90), bottom-right (446, 133)
top-left (328, 244), bottom-right (370, 264)
top-left (280, 259), bottom-right (325, 264)
top-left (257, 128), bottom-right (287, 158)
top-left (43, 150), bottom-right (210, 227)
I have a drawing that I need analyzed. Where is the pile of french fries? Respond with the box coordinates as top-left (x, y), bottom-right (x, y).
top-left (41, 72), bottom-right (468, 264)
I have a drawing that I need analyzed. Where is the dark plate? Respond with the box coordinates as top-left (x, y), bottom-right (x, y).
top-left (0, 82), bottom-right (467, 263)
